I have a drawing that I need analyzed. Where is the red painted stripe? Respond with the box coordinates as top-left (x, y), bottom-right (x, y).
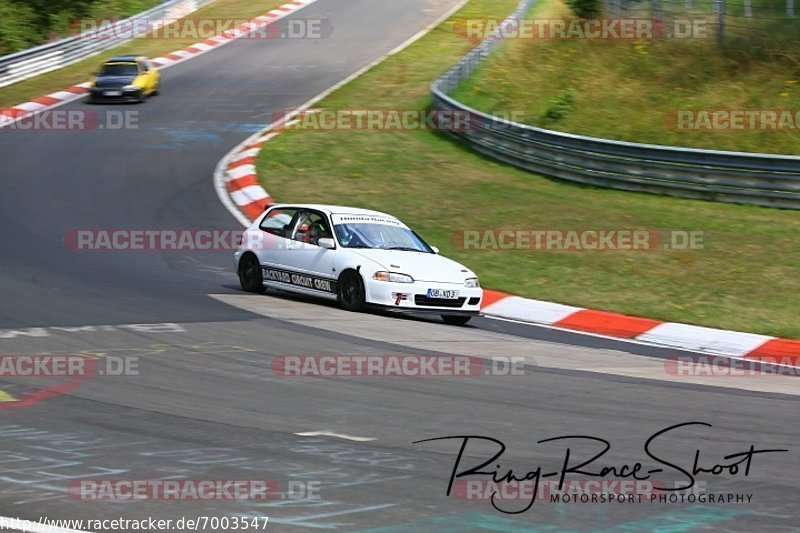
top-left (480, 290), bottom-right (511, 310)
top-left (228, 156), bottom-right (256, 169)
top-left (185, 46), bottom-right (204, 54)
top-left (0, 379), bottom-right (83, 412)
top-left (745, 338), bottom-right (800, 366)
top-left (226, 175), bottom-right (259, 192)
top-left (277, 6), bottom-right (293, 11)
top-left (166, 53), bottom-right (183, 61)
top-left (67, 86), bottom-right (89, 94)
top-left (204, 37), bottom-right (221, 45)
top-left (2, 108), bottom-right (27, 119)
top-left (241, 203), bottom-right (263, 221)
top-left (554, 309), bottom-right (662, 339)
top-left (241, 198), bottom-right (275, 220)
top-left (33, 96), bottom-right (61, 106)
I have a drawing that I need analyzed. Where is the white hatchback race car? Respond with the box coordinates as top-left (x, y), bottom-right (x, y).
top-left (234, 204), bottom-right (483, 325)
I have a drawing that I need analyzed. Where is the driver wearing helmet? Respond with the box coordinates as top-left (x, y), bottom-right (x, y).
top-left (308, 219), bottom-right (332, 246)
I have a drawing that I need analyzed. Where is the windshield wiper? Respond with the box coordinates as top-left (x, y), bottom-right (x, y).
top-left (385, 246), bottom-right (424, 252)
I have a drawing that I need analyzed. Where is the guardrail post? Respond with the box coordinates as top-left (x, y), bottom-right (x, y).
top-left (714, 0), bottom-right (726, 44)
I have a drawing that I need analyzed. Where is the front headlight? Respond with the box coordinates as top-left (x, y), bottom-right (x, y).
top-left (465, 277), bottom-right (480, 288)
top-left (122, 85), bottom-right (139, 91)
top-left (373, 271), bottom-right (414, 283)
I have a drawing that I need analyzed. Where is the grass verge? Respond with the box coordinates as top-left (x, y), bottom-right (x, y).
top-left (256, 0), bottom-right (799, 337)
top-left (0, 0), bottom-right (287, 109)
top-left (451, 0), bottom-right (800, 154)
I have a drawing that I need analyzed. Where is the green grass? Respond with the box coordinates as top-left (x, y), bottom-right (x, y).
top-left (256, 0), bottom-right (800, 338)
top-left (452, 0), bottom-right (800, 154)
top-left (0, 0), bottom-right (286, 109)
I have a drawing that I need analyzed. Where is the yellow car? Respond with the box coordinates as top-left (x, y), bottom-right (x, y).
top-left (88, 55), bottom-right (160, 103)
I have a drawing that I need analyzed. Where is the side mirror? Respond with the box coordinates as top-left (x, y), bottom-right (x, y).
top-left (318, 238), bottom-right (335, 249)
top-left (431, 246), bottom-right (440, 254)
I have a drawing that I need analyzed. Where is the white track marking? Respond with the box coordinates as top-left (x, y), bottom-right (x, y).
top-left (483, 297), bottom-right (583, 325)
top-left (637, 322), bottom-right (773, 356)
top-left (294, 431), bottom-right (377, 442)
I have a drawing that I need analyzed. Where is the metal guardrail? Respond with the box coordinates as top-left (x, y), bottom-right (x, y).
top-left (0, 0), bottom-right (215, 89)
top-left (431, 0), bottom-right (800, 209)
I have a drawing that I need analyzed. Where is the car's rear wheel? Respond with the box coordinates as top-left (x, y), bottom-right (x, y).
top-left (238, 253), bottom-right (265, 293)
top-left (338, 271), bottom-right (365, 311)
top-left (442, 315), bottom-right (471, 326)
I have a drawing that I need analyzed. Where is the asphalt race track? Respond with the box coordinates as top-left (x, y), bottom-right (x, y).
top-left (0, 0), bottom-right (797, 531)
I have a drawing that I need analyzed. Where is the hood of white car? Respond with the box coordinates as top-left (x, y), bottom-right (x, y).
top-left (347, 249), bottom-right (475, 283)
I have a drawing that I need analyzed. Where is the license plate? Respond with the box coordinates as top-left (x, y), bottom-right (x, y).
top-left (104, 90), bottom-right (122, 96)
top-left (427, 289), bottom-right (459, 299)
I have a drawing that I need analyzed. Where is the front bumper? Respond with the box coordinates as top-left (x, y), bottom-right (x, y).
top-left (365, 280), bottom-right (483, 313)
top-left (89, 87), bottom-right (142, 102)
top-left (370, 305), bottom-right (480, 318)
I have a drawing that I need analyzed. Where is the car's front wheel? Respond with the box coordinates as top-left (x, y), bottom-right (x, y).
top-left (238, 253), bottom-right (266, 293)
top-left (442, 315), bottom-right (471, 326)
top-left (337, 271), bottom-right (365, 311)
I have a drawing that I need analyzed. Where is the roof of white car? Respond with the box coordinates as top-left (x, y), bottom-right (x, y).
top-left (272, 204), bottom-right (397, 219)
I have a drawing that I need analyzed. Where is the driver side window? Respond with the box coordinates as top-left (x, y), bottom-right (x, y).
top-left (291, 211), bottom-right (332, 246)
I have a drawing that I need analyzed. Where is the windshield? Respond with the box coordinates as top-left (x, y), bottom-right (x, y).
top-left (98, 63), bottom-right (138, 77)
top-left (334, 223), bottom-right (432, 252)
